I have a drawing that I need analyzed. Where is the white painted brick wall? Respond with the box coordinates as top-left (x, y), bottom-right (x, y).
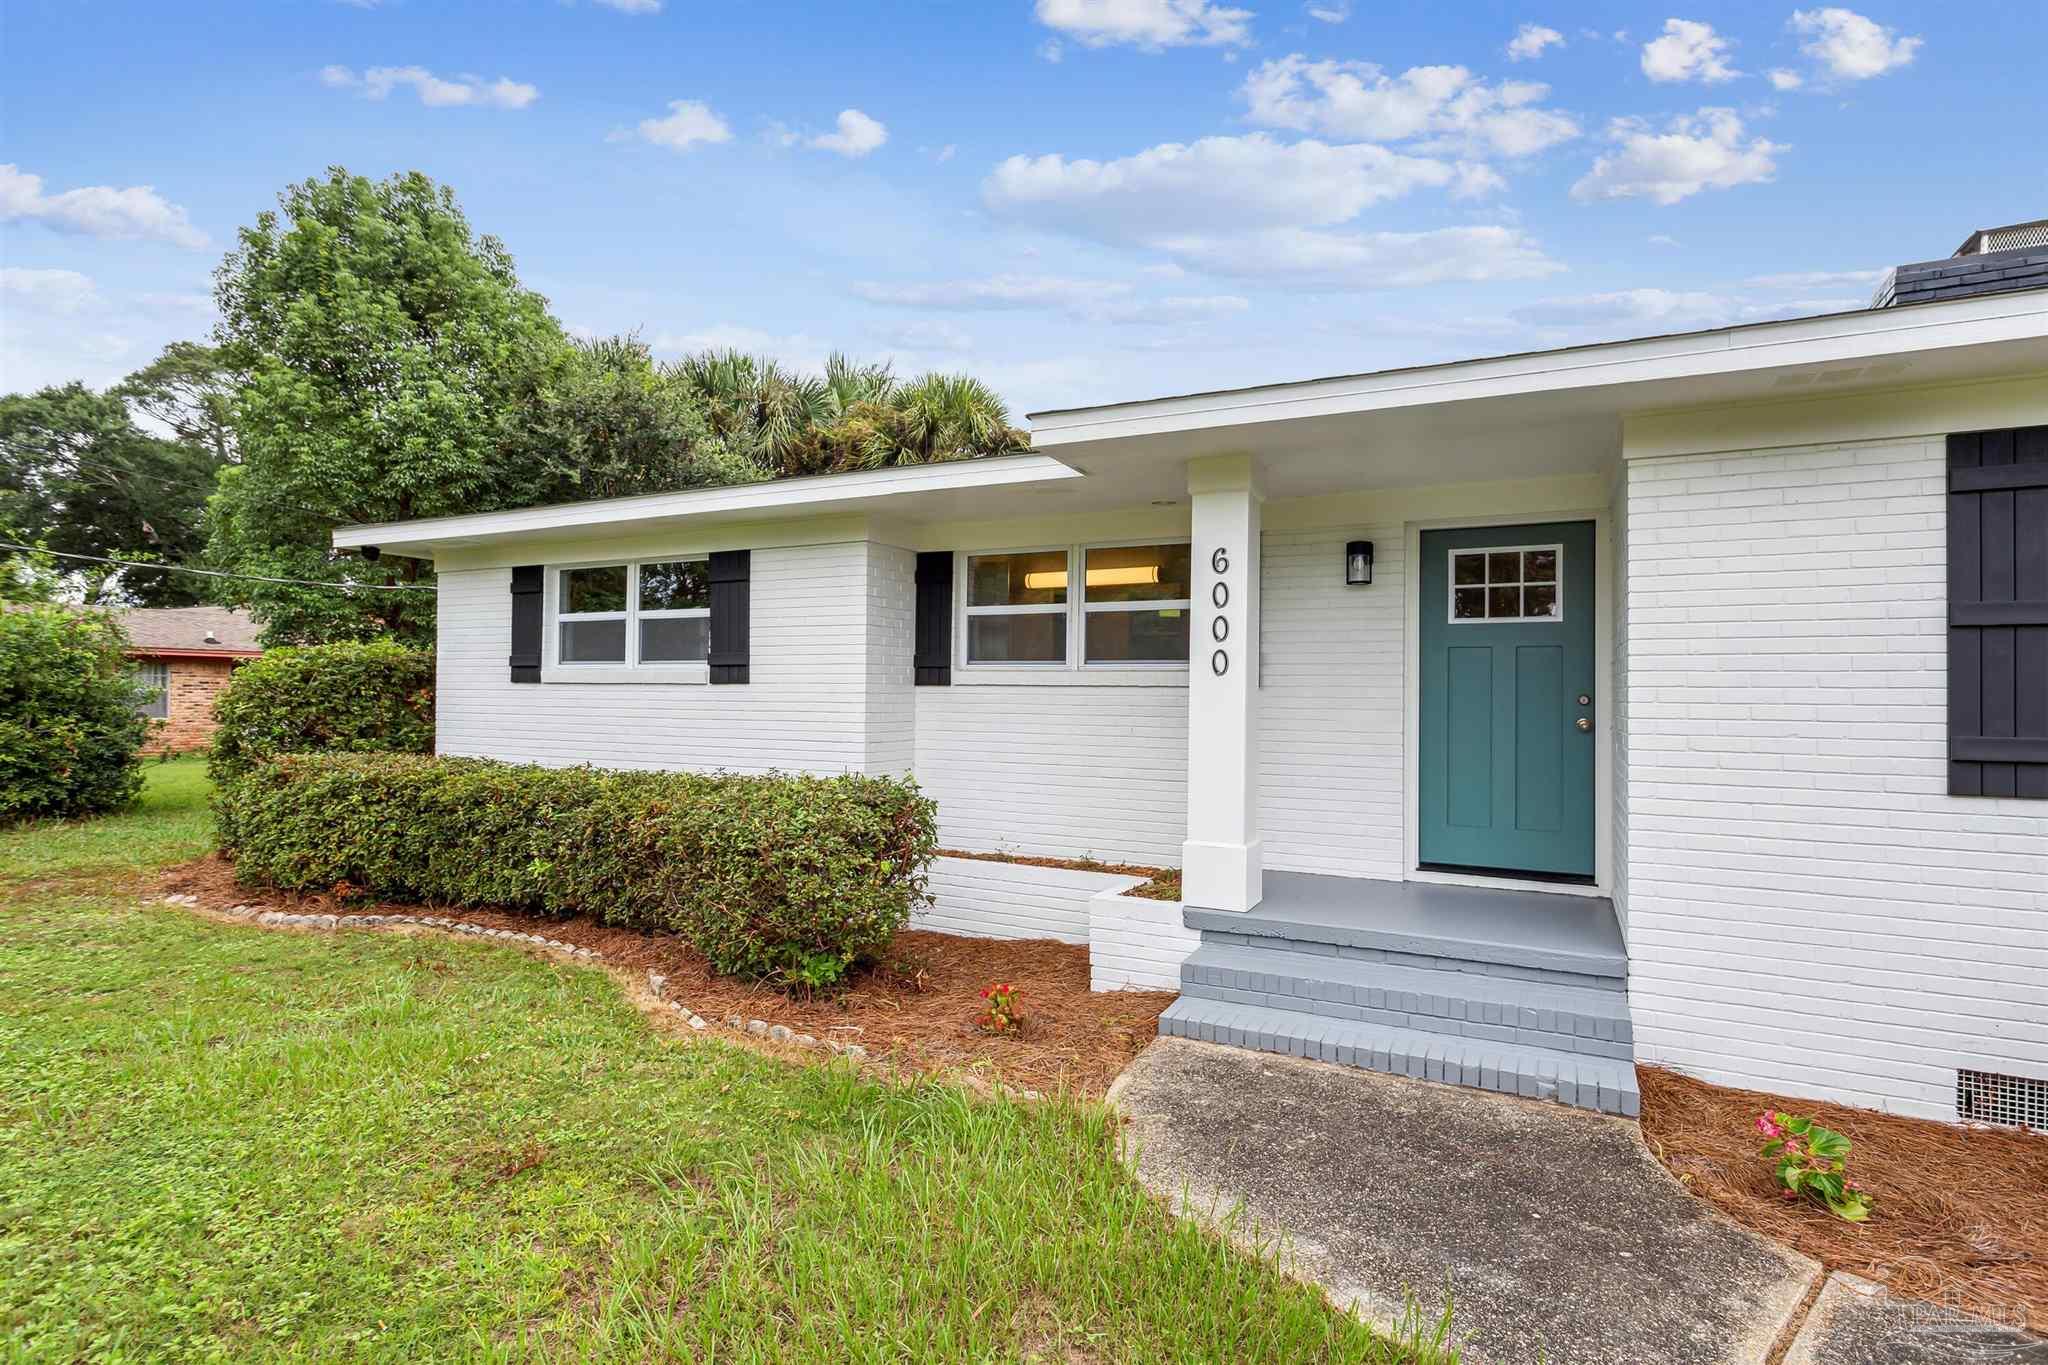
top-left (1089, 890), bottom-right (1201, 991)
top-left (912, 684), bottom-right (1189, 865)
top-left (434, 544), bottom-right (874, 774)
top-left (917, 856), bottom-right (1142, 944)
top-left (865, 543), bottom-right (916, 776)
top-left (1623, 436), bottom-right (2048, 1120)
top-left (1257, 526), bottom-right (1406, 879)
top-left (1611, 478), bottom-right (1631, 942)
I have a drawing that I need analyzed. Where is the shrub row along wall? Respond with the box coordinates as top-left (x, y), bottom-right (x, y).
top-left (217, 753), bottom-right (937, 988)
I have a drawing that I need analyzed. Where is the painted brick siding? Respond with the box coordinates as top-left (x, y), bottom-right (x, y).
top-left (1623, 436), bottom-right (2048, 1120)
top-left (140, 656), bottom-right (240, 754)
top-left (912, 683), bottom-right (1188, 865)
top-left (864, 543), bottom-right (916, 776)
top-left (917, 856), bottom-right (1141, 944)
top-left (1257, 526), bottom-right (1406, 879)
top-left (434, 543), bottom-right (878, 775)
top-left (1610, 478), bottom-right (1631, 941)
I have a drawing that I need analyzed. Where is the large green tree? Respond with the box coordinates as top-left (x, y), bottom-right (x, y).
top-left (0, 380), bottom-right (222, 607)
top-left (208, 168), bottom-right (569, 646)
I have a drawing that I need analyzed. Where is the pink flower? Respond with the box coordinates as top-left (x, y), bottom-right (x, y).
top-left (1754, 1112), bottom-right (1782, 1139)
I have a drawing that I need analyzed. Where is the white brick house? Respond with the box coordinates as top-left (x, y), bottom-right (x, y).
top-left (338, 238), bottom-right (2048, 1128)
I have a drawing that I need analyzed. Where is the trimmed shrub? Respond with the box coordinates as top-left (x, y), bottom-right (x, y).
top-left (0, 604), bottom-right (150, 823)
top-left (209, 642), bottom-right (434, 784)
top-left (217, 753), bottom-right (938, 988)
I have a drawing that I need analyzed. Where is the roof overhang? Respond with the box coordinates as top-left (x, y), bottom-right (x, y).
top-left (1021, 289), bottom-right (2048, 505)
top-left (126, 647), bottom-right (263, 661)
top-left (333, 453), bottom-right (1084, 559)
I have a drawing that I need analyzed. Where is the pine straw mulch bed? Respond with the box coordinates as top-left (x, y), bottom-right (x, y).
top-left (156, 856), bottom-right (1174, 1099)
top-left (1638, 1065), bottom-right (2048, 1326)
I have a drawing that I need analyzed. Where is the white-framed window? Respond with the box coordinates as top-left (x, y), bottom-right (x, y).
top-left (1448, 544), bottom-right (1562, 623)
top-left (554, 558), bottom-right (711, 667)
top-left (961, 541), bottom-right (1191, 669)
top-left (134, 661), bottom-right (169, 718)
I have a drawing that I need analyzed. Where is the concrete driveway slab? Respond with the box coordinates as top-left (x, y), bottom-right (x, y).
top-left (1783, 1273), bottom-right (2048, 1365)
top-left (1110, 1037), bottom-right (1821, 1365)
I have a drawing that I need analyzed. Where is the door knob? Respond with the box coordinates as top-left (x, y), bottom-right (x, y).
top-left (1575, 717), bottom-right (1592, 732)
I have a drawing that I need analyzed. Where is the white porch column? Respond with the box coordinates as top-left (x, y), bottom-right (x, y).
top-left (1182, 454), bottom-right (1263, 912)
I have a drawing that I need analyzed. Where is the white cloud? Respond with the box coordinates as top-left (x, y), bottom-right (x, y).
top-left (808, 109), bottom-right (888, 158)
top-left (1038, 38), bottom-right (1064, 62)
top-left (1305, 1), bottom-right (1351, 21)
top-left (985, 134), bottom-right (1458, 239)
top-left (1740, 267), bottom-right (1884, 288)
top-left (982, 133), bottom-right (1559, 286)
top-left (622, 99), bottom-right (733, 151)
top-left (1512, 287), bottom-right (1859, 334)
top-left (595, 0), bottom-right (662, 11)
top-left (322, 64), bottom-right (538, 109)
top-left (1640, 19), bottom-right (1739, 84)
top-left (1790, 8), bottom-right (1921, 81)
top-left (0, 266), bottom-right (98, 313)
top-left (1767, 67), bottom-right (1805, 90)
top-left (1570, 108), bottom-right (1782, 205)
top-left (1452, 162), bottom-right (1507, 198)
top-left (1647, 233), bottom-right (1680, 246)
top-left (1033, 0), bottom-right (1253, 50)
top-left (648, 324), bottom-right (831, 374)
top-left (1506, 23), bottom-right (1564, 62)
top-left (0, 164), bottom-right (208, 249)
top-left (1240, 56), bottom-right (1580, 158)
top-left (853, 272), bottom-right (1249, 325)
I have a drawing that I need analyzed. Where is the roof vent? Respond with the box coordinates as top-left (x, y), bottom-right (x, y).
top-left (203, 630), bottom-right (220, 644)
top-left (1871, 216), bottom-right (2048, 308)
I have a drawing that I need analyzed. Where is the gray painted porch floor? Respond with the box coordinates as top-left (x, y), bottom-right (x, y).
top-left (1185, 870), bottom-right (1626, 978)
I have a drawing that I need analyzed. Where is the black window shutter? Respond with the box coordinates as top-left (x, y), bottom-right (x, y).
top-left (1948, 426), bottom-right (2048, 798)
top-left (509, 565), bottom-right (544, 684)
top-left (914, 551), bottom-right (953, 685)
top-left (708, 549), bottom-right (750, 685)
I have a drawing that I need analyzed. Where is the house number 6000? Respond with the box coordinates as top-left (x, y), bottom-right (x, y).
top-left (1209, 546), bottom-right (1231, 675)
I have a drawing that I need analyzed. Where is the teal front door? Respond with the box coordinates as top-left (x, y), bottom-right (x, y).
top-left (1418, 521), bottom-right (1596, 880)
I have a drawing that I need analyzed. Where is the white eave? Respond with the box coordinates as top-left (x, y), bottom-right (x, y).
top-left (333, 453), bottom-right (1083, 558)
top-left (1027, 289), bottom-right (2048, 446)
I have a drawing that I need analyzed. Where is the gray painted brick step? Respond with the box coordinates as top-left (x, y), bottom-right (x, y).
top-left (1159, 994), bottom-right (1640, 1117)
top-left (1181, 942), bottom-right (1633, 1059)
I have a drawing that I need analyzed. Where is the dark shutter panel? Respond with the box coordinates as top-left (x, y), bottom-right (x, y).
top-left (1948, 426), bottom-right (2048, 798)
top-left (914, 551), bottom-right (953, 686)
top-left (509, 565), bottom-right (544, 684)
top-left (707, 549), bottom-right (750, 685)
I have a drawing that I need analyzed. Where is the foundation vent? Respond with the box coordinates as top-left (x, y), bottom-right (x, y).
top-left (1956, 1068), bottom-right (2048, 1132)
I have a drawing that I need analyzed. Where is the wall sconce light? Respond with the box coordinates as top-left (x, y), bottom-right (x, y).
top-left (1345, 540), bottom-right (1373, 586)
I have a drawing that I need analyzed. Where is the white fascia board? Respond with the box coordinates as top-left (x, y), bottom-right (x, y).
top-left (1028, 292), bottom-right (2048, 446)
top-left (332, 454), bottom-right (1081, 554)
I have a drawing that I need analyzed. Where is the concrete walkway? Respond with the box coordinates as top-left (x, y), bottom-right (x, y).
top-left (1111, 1038), bottom-right (2046, 1364)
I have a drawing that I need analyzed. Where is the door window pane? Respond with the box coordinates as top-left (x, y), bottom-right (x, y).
top-left (562, 565), bottom-right (628, 614)
top-left (1524, 549), bottom-right (1557, 583)
top-left (1084, 544), bottom-right (1191, 603)
top-left (1449, 545), bottom-right (1564, 622)
top-left (560, 618), bottom-right (627, 663)
top-left (969, 552), bottom-right (1067, 606)
top-left (640, 615), bottom-right (709, 663)
top-left (1085, 608), bottom-right (1189, 662)
top-left (1487, 551), bottom-right (1521, 584)
top-left (1453, 552), bottom-right (1486, 586)
top-left (640, 560), bottom-right (709, 611)
top-left (1524, 584), bottom-right (1559, 619)
top-left (968, 612), bottom-right (1066, 663)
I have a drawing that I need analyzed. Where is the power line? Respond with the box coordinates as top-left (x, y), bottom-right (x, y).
top-left (0, 542), bottom-right (434, 593)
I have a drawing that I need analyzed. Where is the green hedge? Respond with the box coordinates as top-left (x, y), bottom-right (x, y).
top-left (209, 642), bottom-right (434, 784)
top-left (217, 753), bottom-right (938, 988)
top-left (1, 604), bottom-right (150, 824)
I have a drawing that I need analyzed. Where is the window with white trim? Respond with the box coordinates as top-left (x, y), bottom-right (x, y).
top-left (556, 559), bottom-right (710, 666)
top-left (1449, 545), bottom-right (1562, 622)
top-left (134, 661), bottom-right (169, 718)
top-left (963, 542), bottom-right (1191, 668)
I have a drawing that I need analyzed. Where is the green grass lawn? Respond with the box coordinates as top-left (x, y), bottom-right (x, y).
top-left (0, 763), bottom-right (1451, 1362)
top-left (0, 755), bottom-right (215, 884)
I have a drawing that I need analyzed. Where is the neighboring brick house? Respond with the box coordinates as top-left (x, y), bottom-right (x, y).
top-left (117, 607), bottom-right (263, 754)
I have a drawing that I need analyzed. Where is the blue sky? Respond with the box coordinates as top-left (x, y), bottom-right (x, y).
top-left (3, 0), bottom-right (2042, 417)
